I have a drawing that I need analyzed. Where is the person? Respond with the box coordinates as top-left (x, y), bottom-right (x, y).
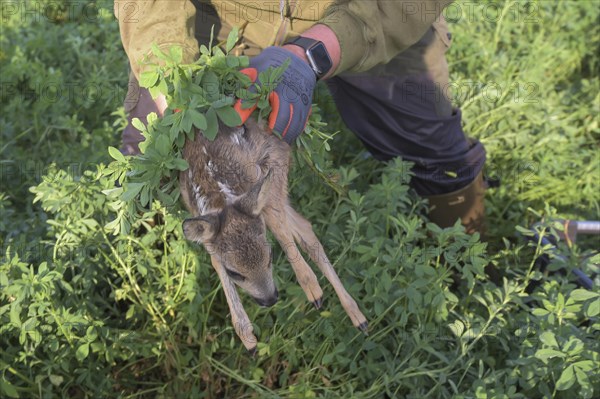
top-left (114, 0), bottom-right (487, 233)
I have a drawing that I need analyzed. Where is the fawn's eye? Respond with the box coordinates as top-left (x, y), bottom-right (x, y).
top-left (225, 268), bottom-right (246, 282)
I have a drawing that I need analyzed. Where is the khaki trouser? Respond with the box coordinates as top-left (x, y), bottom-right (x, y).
top-left (122, 1), bottom-right (485, 196)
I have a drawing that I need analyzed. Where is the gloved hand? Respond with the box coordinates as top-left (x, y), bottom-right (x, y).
top-left (234, 46), bottom-right (316, 144)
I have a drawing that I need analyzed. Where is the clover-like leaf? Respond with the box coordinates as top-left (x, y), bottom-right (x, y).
top-left (139, 70), bottom-right (159, 88)
top-left (108, 146), bottom-right (126, 162)
top-left (76, 343), bottom-right (90, 362)
top-left (204, 107), bottom-right (218, 140)
top-left (169, 46), bottom-right (183, 63)
top-left (226, 26), bottom-right (239, 53)
top-left (189, 109), bottom-right (207, 130)
top-left (216, 106), bottom-right (242, 127)
top-left (555, 365), bottom-right (575, 391)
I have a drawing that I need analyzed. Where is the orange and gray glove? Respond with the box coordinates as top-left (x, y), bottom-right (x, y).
top-left (234, 47), bottom-right (316, 144)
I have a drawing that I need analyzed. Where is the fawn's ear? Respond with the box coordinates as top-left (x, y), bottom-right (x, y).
top-left (235, 169), bottom-right (272, 216)
top-left (183, 214), bottom-right (220, 243)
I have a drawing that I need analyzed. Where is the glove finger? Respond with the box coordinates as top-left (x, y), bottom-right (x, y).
top-left (269, 102), bottom-right (310, 144)
top-left (239, 68), bottom-right (257, 82)
top-left (268, 91), bottom-right (295, 140)
top-left (284, 106), bottom-right (310, 143)
top-left (234, 68), bottom-right (259, 124)
top-left (234, 100), bottom-right (256, 124)
top-left (267, 92), bottom-right (281, 132)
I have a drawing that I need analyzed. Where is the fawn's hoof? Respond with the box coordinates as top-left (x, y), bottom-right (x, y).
top-left (247, 346), bottom-right (257, 356)
top-left (358, 321), bottom-right (369, 335)
top-left (312, 297), bottom-right (323, 309)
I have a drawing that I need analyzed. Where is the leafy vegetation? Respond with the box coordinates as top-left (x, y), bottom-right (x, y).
top-left (1, 0), bottom-right (598, 398)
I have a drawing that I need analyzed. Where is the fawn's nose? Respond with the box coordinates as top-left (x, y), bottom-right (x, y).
top-left (254, 288), bottom-right (278, 308)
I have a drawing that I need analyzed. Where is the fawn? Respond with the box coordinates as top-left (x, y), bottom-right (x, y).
top-left (179, 118), bottom-right (368, 353)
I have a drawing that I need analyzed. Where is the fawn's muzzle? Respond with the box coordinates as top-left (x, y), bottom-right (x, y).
top-left (253, 288), bottom-right (279, 308)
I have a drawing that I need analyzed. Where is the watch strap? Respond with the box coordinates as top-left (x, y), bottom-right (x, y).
top-left (284, 36), bottom-right (332, 80)
top-left (286, 36), bottom-right (320, 51)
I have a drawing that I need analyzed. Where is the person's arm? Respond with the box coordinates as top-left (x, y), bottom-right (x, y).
top-left (115, 0), bottom-right (200, 81)
top-left (286, 0), bottom-right (453, 77)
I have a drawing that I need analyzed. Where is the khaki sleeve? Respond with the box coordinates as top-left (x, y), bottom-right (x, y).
top-left (318, 0), bottom-right (453, 74)
top-left (115, 0), bottom-right (200, 80)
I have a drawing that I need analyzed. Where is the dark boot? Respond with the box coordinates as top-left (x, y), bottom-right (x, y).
top-left (425, 171), bottom-right (486, 235)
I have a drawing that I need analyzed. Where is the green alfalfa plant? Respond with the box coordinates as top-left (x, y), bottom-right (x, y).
top-left (101, 27), bottom-right (338, 235)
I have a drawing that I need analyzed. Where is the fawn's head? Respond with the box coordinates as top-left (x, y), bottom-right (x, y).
top-left (182, 171), bottom-right (278, 307)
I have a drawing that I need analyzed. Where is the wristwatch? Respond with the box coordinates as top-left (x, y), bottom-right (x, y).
top-left (284, 37), bottom-right (333, 80)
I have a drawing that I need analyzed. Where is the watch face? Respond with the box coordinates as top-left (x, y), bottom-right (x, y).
top-left (307, 42), bottom-right (333, 77)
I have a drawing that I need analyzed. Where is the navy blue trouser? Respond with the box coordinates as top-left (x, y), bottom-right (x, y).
top-left (326, 17), bottom-right (485, 196)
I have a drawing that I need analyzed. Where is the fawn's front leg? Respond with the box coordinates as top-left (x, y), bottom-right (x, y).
top-left (264, 206), bottom-right (324, 308)
top-left (285, 205), bottom-right (368, 333)
top-left (209, 254), bottom-right (258, 353)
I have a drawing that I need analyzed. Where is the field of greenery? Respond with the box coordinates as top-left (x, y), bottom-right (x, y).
top-left (1, 0), bottom-right (599, 398)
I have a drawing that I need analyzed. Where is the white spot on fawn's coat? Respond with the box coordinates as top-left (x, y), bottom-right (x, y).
top-left (218, 181), bottom-right (238, 203)
top-left (231, 127), bottom-right (245, 146)
top-left (192, 183), bottom-right (208, 214)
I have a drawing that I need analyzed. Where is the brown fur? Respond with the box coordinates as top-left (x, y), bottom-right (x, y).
top-left (180, 118), bottom-right (368, 352)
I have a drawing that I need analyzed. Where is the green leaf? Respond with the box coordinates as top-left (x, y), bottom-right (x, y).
top-left (140, 186), bottom-right (150, 207)
top-left (49, 375), bottom-right (64, 386)
top-left (139, 71), bottom-right (159, 88)
top-left (532, 308), bottom-right (549, 316)
top-left (121, 183), bottom-right (144, 202)
top-left (226, 26), bottom-right (239, 53)
top-left (215, 106), bottom-right (242, 127)
top-left (156, 78), bottom-right (168, 96)
top-left (585, 299), bottom-right (599, 317)
top-left (0, 379), bottom-right (19, 398)
top-left (202, 71), bottom-right (220, 101)
top-left (570, 289), bottom-right (600, 302)
top-left (257, 98), bottom-right (269, 109)
top-left (212, 46), bottom-right (225, 58)
top-left (76, 343), bottom-right (90, 361)
top-left (108, 146), bottom-right (126, 162)
top-left (204, 107), bottom-right (218, 140)
top-left (563, 337), bottom-right (585, 355)
top-left (104, 217), bottom-right (121, 234)
top-left (173, 158), bottom-right (189, 171)
top-left (156, 189), bottom-right (176, 206)
top-left (539, 331), bottom-right (558, 348)
top-left (208, 24), bottom-right (215, 50)
top-left (169, 46), bottom-right (183, 63)
top-left (131, 118), bottom-right (146, 133)
top-left (86, 326), bottom-right (98, 341)
top-left (181, 110), bottom-right (193, 133)
top-left (572, 360), bottom-right (595, 372)
top-left (147, 111), bottom-right (158, 126)
top-left (189, 109), bottom-right (207, 130)
top-left (211, 96), bottom-right (234, 109)
top-left (238, 55), bottom-right (250, 68)
top-left (151, 43), bottom-right (168, 60)
top-left (9, 303), bottom-right (21, 327)
top-left (448, 320), bottom-right (465, 338)
top-left (226, 55), bottom-right (240, 67)
top-left (534, 348), bottom-right (565, 362)
top-left (266, 58), bottom-right (290, 86)
top-left (555, 365), bottom-right (575, 391)
top-left (236, 70), bottom-right (253, 86)
top-left (574, 366), bottom-right (590, 388)
top-left (156, 134), bottom-right (171, 157)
